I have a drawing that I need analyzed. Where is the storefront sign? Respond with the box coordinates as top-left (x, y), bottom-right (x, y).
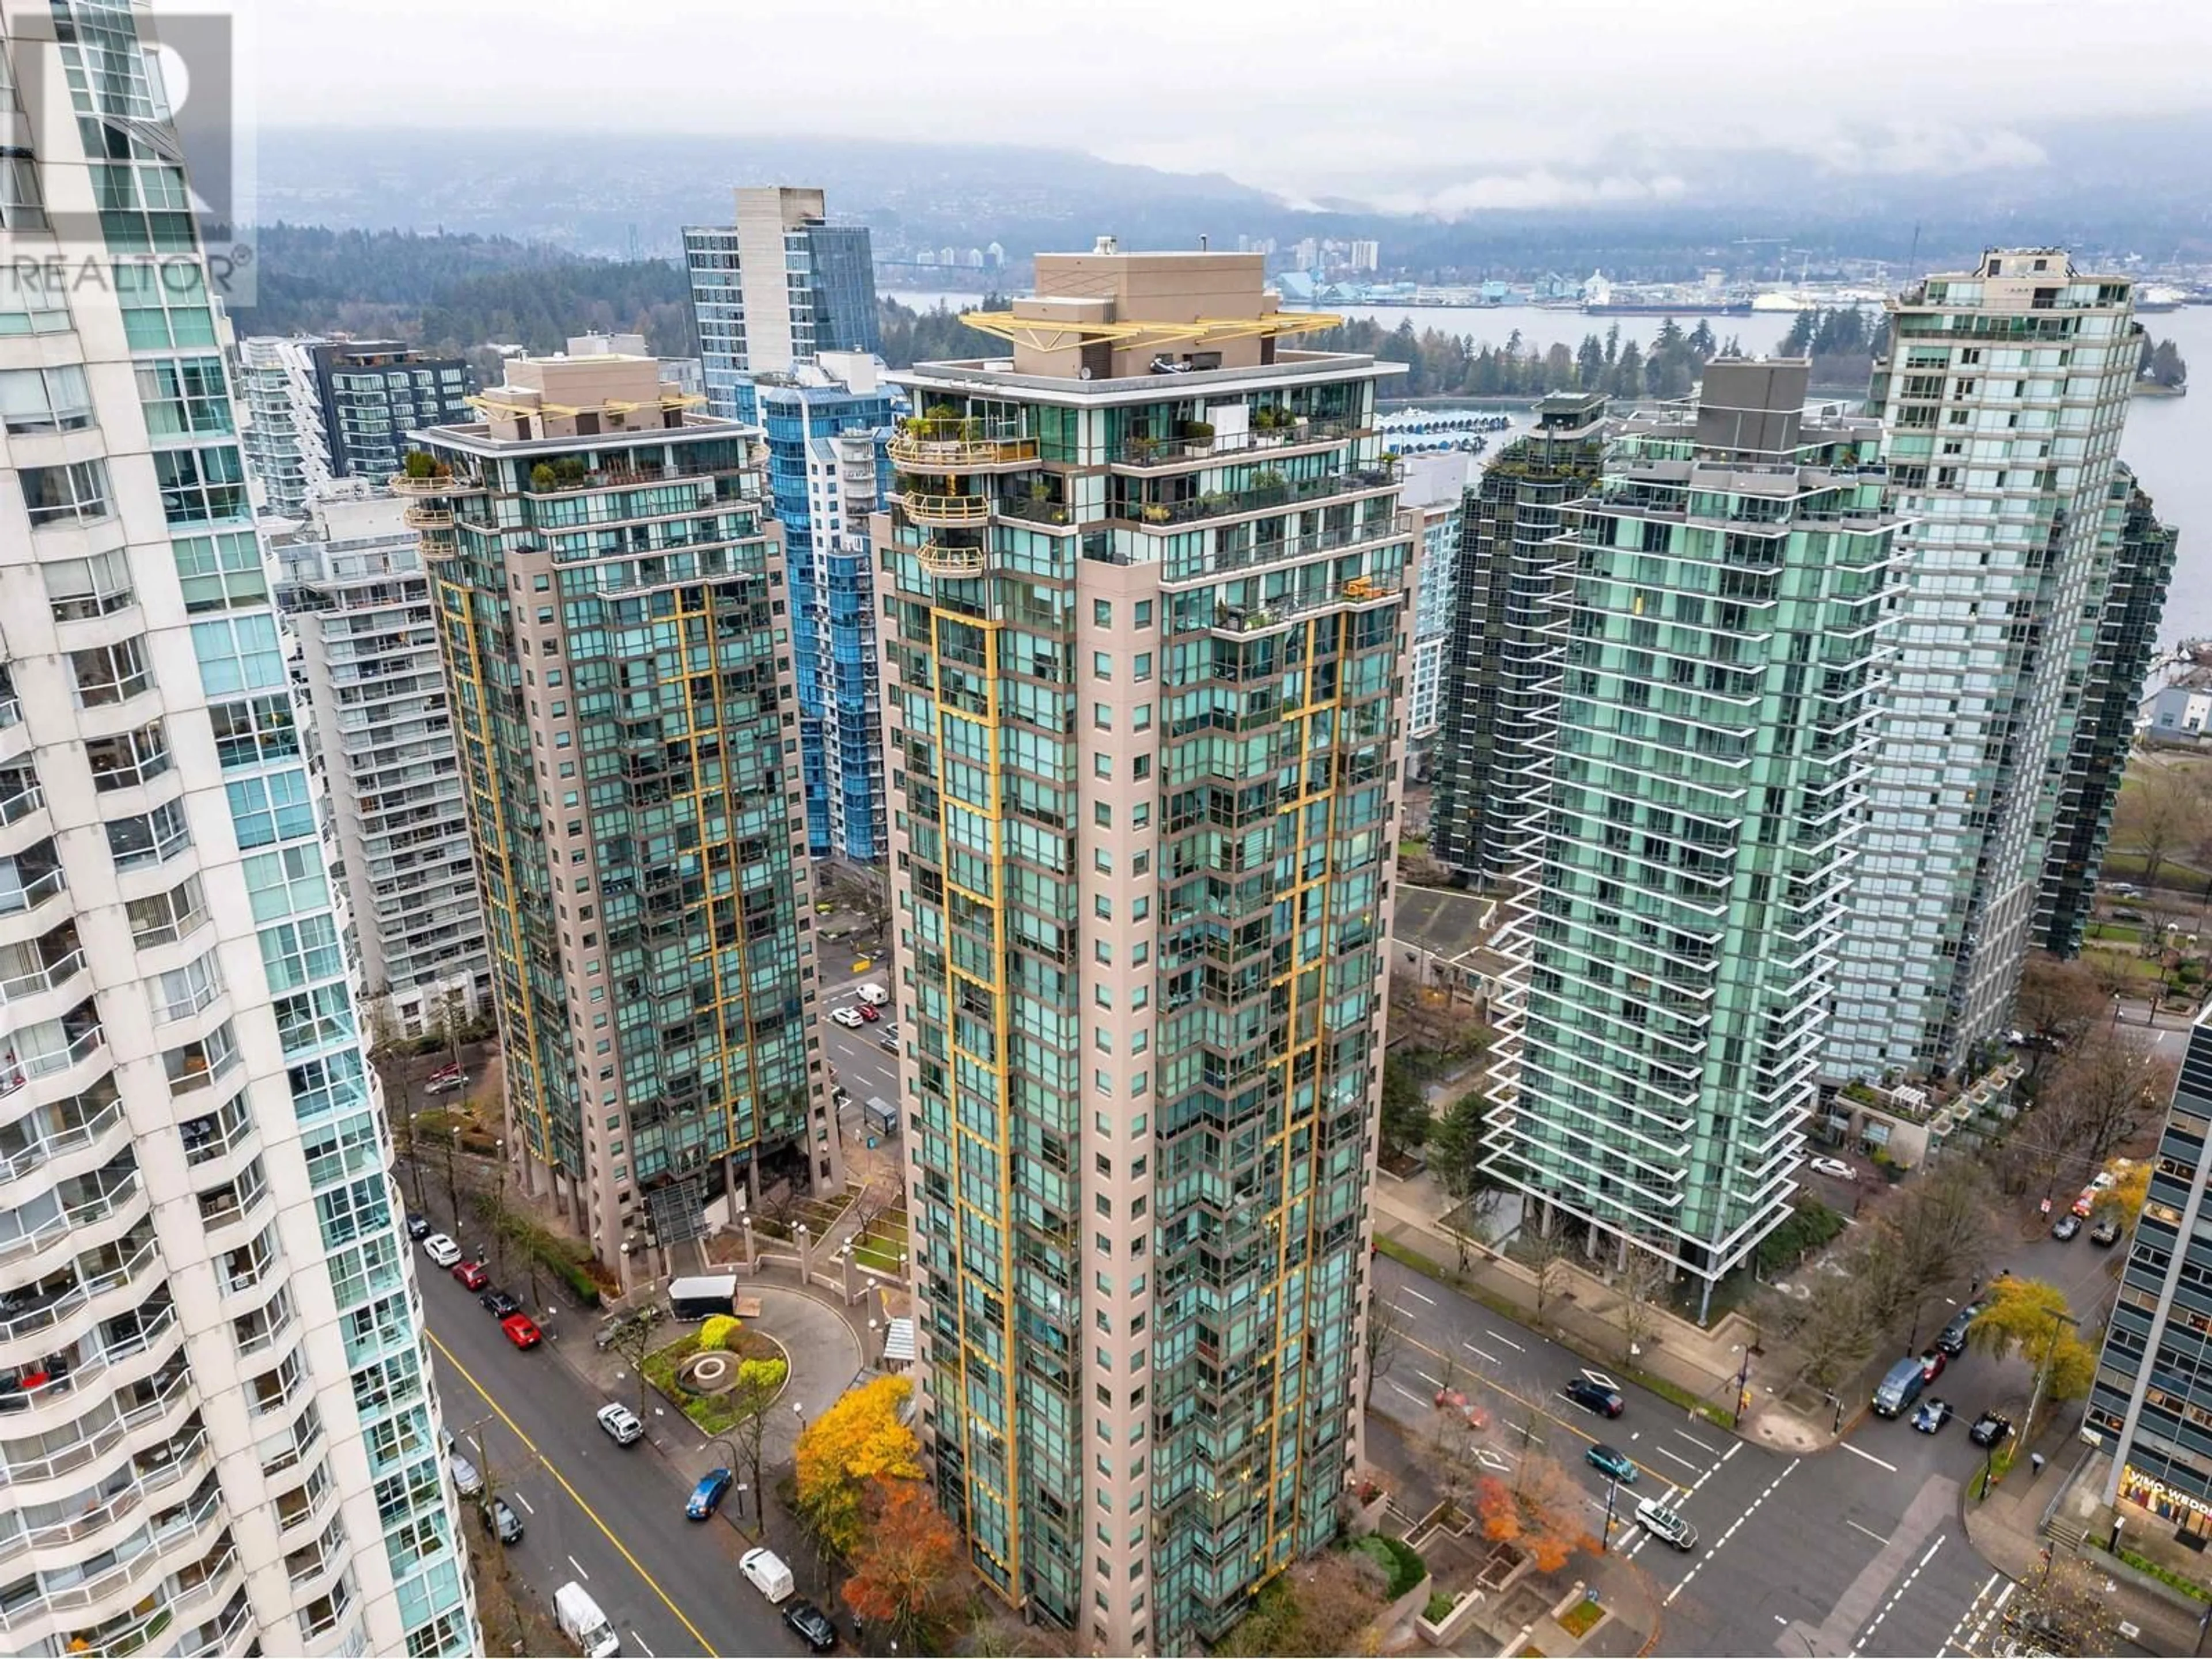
top-left (2122, 1463), bottom-right (2212, 1524)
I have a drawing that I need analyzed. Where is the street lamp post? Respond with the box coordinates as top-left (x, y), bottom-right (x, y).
top-left (1730, 1344), bottom-right (1753, 1429)
top-left (1600, 1475), bottom-right (1621, 1552)
top-left (1824, 1391), bottom-right (1843, 1435)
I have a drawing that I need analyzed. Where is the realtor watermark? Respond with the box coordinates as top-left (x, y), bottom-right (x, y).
top-left (2, 6), bottom-right (257, 305)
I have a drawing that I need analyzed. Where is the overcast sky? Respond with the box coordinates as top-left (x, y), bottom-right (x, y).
top-left (246, 0), bottom-right (2209, 210)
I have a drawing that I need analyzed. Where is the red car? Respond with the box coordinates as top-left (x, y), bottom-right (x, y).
top-left (500, 1314), bottom-right (542, 1350)
top-left (855, 1002), bottom-right (881, 1022)
top-left (452, 1259), bottom-right (488, 1291)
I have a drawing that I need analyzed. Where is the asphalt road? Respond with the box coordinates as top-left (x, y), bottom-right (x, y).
top-left (418, 1236), bottom-right (802, 1659)
top-left (1369, 1255), bottom-right (2048, 1657)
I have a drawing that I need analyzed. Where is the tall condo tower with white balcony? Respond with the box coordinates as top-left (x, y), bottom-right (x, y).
top-left (1830, 251), bottom-right (2146, 1080)
top-left (1482, 361), bottom-right (1906, 1317)
top-left (877, 247), bottom-right (1415, 1653)
top-left (0, 5), bottom-right (476, 1656)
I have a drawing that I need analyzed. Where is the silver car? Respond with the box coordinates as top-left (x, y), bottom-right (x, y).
top-left (596, 1403), bottom-right (643, 1446)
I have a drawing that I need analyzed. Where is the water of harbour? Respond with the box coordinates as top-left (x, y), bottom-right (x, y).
top-left (885, 291), bottom-right (2210, 645)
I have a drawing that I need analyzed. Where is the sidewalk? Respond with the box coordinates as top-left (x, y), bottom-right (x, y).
top-left (1372, 1171), bottom-right (1836, 1452)
top-left (1963, 1429), bottom-right (2209, 1657)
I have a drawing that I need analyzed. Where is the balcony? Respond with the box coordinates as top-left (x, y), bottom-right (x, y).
top-left (1117, 461), bottom-right (1402, 532)
top-left (887, 417), bottom-right (1037, 471)
top-left (899, 490), bottom-right (993, 528)
top-left (387, 465), bottom-right (482, 497)
top-left (915, 541), bottom-right (986, 579)
top-left (0, 1292), bottom-right (177, 1427)
top-left (1112, 418), bottom-right (1355, 468)
top-left (0, 1084), bottom-right (124, 1193)
top-left (401, 502), bottom-right (453, 531)
top-left (0, 1002), bottom-right (107, 1101)
top-left (1206, 577), bottom-right (1403, 637)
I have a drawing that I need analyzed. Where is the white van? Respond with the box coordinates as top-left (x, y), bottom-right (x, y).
top-left (740, 1546), bottom-right (796, 1604)
top-left (854, 982), bottom-right (889, 1007)
top-left (555, 1581), bottom-right (620, 1658)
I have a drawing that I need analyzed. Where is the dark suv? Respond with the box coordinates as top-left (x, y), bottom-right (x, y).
top-left (1563, 1377), bottom-right (1625, 1418)
top-left (1936, 1304), bottom-right (1980, 1358)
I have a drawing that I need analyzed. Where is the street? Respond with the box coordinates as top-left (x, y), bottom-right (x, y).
top-left (418, 1225), bottom-right (800, 1658)
top-left (1369, 1256), bottom-right (2041, 1657)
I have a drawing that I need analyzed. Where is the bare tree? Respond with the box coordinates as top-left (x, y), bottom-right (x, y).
top-left (1615, 1250), bottom-right (1669, 1363)
top-left (1520, 1217), bottom-right (1574, 1316)
top-left (1363, 1294), bottom-right (1404, 1407)
top-left (1870, 1159), bottom-right (1998, 1353)
top-left (604, 1306), bottom-right (666, 1418)
top-left (1795, 1276), bottom-right (1878, 1392)
top-left (2004, 1554), bottom-right (2120, 1658)
top-left (2051, 1025), bottom-right (2178, 1171)
top-left (2011, 955), bottom-right (2108, 1084)
top-left (2111, 762), bottom-right (2202, 891)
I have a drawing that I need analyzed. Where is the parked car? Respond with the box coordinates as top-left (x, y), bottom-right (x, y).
top-left (1936, 1304), bottom-right (1982, 1358)
top-left (1918, 1349), bottom-right (1946, 1383)
top-left (1586, 1444), bottom-right (1638, 1484)
top-left (480, 1289), bottom-right (522, 1319)
top-left (500, 1314), bottom-right (542, 1350)
top-left (2071, 1188), bottom-right (2097, 1219)
top-left (480, 1496), bottom-right (524, 1545)
top-left (423, 1071), bottom-right (469, 1095)
top-left (855, 1002), bottom-right (881, 1022)
top-left (876, 1029), bottom-right (899, 1054)
top-left (453, 1259), bottom-right (490, 1290)
top-left (405, 1214), bottom-right (431, 1240)
top-left (1563, 1377), bottom-right (1624, 1419)
top-left (1969, 1410), bottom-right (2013, 1449)
top-left (854, 983), bottom-right (889, 1007)
top-left (2050, 1213), bottom-right (2081, 1243)
top-left (687, 1467), bottom-right (734, 1521)
top-left (1912, 1397), bottom-right (1953, 1434)
top-left (596, 1403), bottom-right (643, 1446)
top-left (422, 1233), bottom-right (461, 1268)
top-left (2091, 1217), bottom-right (2123, 1247)
top-left (741, 1547), bottom-right (794, 1603)
top-left (1634, 1498), bottom-right (1698, 1551)
top-left (1808, 1156), bottom-right (1858, 1181)
top-left (447, 1450), bottom-right (483, 1498)
top-left (830, 1006), bottom-right (864, 1029)
top-left (783, 1599), bottom-right (838, 1653)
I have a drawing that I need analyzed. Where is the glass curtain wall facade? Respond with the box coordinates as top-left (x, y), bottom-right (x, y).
top-left (0, 5), bottom-right (474, 1654)
top-left (2086, 1010), bottom-right (2212, 1544)
top-left (733, 378), bottom-right (895, 861)
top-left (1429, 394), bottom-right (1608, 881)
top-left (1483, 362), bottom-right (1906, 1307)
top-left (1830, 251), bottom-right (2140, 1081)
top-left (2036, 467), bottom-right (2177, 954)
top-left (877, 252), bottom-right (1410, 1656)
top-left (402, 355), bottom-right (834, 1272)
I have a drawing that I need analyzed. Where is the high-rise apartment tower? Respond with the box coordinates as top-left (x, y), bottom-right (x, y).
top-left (402, 351), bottom-right (838, 1271)
top-left (2036, 466), bottom-right (2177, 954)
top-left (1830, 250), bottom-right (2144, 1080)
top-left (1429, 393), bottom-right (1608, 880)
top-left (686, 190), bottom-right (893, 863)
top-left (877, 247), bottom-right (1415, 1653)
top-left (1483, 362), bottom-right (1905, 1311)
top-left (0, 5), bottom-right (475, 1653)
top-left (238, 337), bottom-right (472, 518)
top-left (274, 487), bottom-right (491, 1035)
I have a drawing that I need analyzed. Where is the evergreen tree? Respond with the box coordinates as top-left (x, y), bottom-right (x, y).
top-left (1576, 334), bottom-right (1606, 388)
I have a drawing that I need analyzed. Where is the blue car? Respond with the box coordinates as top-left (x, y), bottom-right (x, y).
top-left (1586, 1444), bottom-right (1639, 1485)
top-left (686, 1467), bottom-right (733, 1521)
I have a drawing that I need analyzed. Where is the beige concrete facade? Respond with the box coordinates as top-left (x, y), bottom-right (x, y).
top-left (408, 356), bottom-right (836, 1278)
top-left (876, 250), bottom-right (1412, 1653)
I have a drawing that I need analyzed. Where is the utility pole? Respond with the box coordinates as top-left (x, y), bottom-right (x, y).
top-left (1731, 1346), bottom-right (1753, 1429)
top-left (1600, 1475), bottom-right (1621, 1552)
top-left (2021, 1304), bottom-right (2080, 1449)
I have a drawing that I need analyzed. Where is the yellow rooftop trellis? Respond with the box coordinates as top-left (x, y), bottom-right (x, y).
top-left (953, 309), bottom-right (1343, 355)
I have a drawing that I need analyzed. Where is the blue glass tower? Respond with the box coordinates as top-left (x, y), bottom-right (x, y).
top-left (684, 187), bottom-right (894, 861)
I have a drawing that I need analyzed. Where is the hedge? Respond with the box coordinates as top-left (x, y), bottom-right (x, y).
top-left (1355, 1533), bottom-right (1426, 1598)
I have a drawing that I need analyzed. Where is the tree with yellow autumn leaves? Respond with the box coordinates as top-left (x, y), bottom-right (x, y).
top-left (793, 1374), bottom-right (925, 1556)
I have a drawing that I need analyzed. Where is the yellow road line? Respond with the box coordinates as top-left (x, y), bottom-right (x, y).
top-left (430, 1331), bottom-right (714, 1654)
top-left (1391, 1324), bottom-right (1662, 1483)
